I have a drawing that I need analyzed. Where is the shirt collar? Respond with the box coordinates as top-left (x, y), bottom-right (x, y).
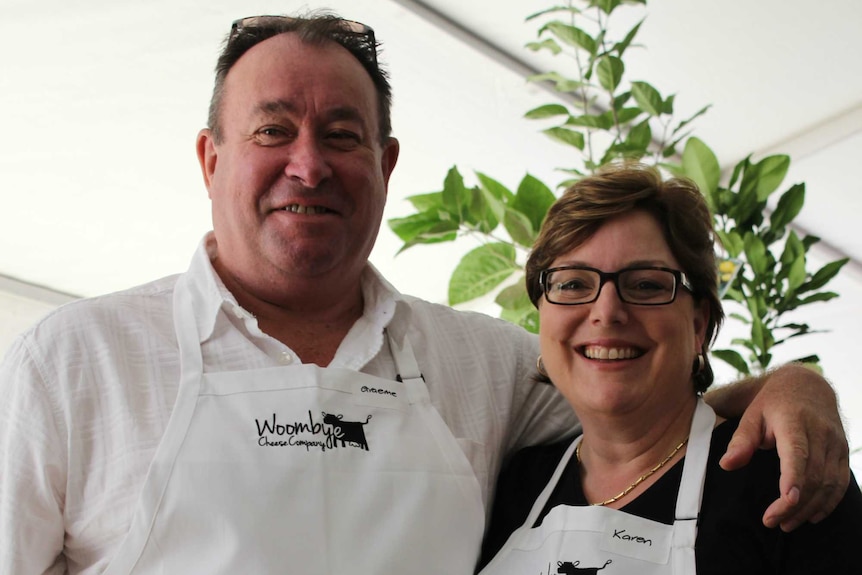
top-left (327, 262), bottom-right (410, 369)
top-left (182, 233), bottom-right (412, 361)
top-left (180, 233), bottom-right (241, 343)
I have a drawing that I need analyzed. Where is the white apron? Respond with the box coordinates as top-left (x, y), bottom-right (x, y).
top-left (103, 273), bottom-right (485, 574)
top-left (480, 399), bottom-right (715, 575)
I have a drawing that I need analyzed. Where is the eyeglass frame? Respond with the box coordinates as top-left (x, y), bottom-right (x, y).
top-left (539, 265), bottom-right (695, 306)
top-left (228, 16), bottom-right (378, 67)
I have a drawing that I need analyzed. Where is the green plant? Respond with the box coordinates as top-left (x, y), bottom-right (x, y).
top-left (388, 0), bottom-right (848, 375)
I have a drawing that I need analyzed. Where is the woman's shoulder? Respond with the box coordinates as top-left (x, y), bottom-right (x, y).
top-left (506, 435), bottom-right (577, 474)
top-left (494, 435), bottom-right (579, 516)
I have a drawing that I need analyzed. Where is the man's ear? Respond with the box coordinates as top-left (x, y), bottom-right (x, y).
top-left (196, 128), bottom-right (217, 198)
top-left (380, 137), bottom-right (400, 193)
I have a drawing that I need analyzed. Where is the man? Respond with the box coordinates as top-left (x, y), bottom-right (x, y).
top-left (0, 13), bottom-right (849, 575)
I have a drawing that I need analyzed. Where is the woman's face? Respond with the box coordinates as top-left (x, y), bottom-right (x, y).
top-left (538, 210), bottom-right (709, 419)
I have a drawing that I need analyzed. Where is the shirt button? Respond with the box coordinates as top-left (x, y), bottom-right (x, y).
top-left (279, 352), bottom-right (294, 365)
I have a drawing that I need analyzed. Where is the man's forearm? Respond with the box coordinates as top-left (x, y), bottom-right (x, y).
top-left (703, 373), bottom-right (764, 419)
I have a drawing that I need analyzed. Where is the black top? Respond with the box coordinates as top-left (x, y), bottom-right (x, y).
top-left (479, 419), bottom-right (862, 574)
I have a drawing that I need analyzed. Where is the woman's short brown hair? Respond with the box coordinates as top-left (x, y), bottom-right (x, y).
top-left (526, 162), bottom-right (724, 391)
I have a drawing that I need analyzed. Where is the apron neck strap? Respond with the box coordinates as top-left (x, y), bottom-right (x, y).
top-left (173, 273), bottom-right (205, 377)
top-left (386, 329), bottom-right (424, 385)
top-left (674, 397), bottom-right (715, 520)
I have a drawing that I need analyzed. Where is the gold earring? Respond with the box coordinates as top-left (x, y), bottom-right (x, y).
top-left (537, 355), bottom-right (548, 377)
top-left (693, 353), bottom-right (705, 374)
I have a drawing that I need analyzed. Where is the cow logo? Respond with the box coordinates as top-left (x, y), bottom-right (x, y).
top-left (323, 412), bottom-right (372, 450)
top-left (557, 559), bottom-right (613, 574)
top-left (255, 410), bottom-right (373, 453)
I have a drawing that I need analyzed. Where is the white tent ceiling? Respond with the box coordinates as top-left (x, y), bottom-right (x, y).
top-left (2, 0), bottom-right (861, 476)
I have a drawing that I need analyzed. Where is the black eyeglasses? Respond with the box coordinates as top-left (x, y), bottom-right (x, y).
top-left (540, 266), bottom-right (694, 306)
top-left (229, 16), bottom-right (378, 67)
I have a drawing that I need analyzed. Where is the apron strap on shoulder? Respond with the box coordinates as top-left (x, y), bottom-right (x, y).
top-left (386, 329), bottom-right (425, 384)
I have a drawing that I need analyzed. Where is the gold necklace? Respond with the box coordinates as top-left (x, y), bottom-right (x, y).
top-left (575, 436), bottom-right (689, 506)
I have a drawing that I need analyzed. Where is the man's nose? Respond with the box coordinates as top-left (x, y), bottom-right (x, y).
top-left (283, 133), bottom-right (333, 187)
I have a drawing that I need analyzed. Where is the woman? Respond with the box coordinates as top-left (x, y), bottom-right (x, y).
top-left (478, 163), bottom-right (862, 574)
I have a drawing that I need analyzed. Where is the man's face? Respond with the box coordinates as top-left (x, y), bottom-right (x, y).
top-left (197, 33), bottom-right (399, 300)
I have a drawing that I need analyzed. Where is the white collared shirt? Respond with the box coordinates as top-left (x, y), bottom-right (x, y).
top-left (0, 233), bottom-right (577, 575)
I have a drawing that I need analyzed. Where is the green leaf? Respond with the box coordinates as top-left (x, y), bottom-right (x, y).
top-left (610, 107), bottom-right (643, 124)
top-left (770, 183), bottom-right (805, 230)
top-left (594, 0), bottom-right (621, 14)
top-left (387, 213), bottom-right (459, 250)
top-left (525, 38), bottom-right (562, 56)
top-left (543, 21), bottom-right (597, 55)
top-left (600, 141), bottom-right (647, 165)
top-left (750, 316), bottom-right (766, 351)
top-left (729, 312), bottom-right (750, 325)
top-left (404, 191), bottom-right (444, 213)
top-left (785, 254), bottom-right (807, 293)
top-left (671, 105), bottom-right (711, 137)
top-left (504, 208), bottom-right (536, 248)
top-left (496, 281), bottom-right (540, 332)
top-left (661, 131), bottom-right (689, 158)
top-left (613, 19), bottom-right (644, 56)
top-left (801, 258), bottom-right (849, 291)
top-left (495, 280), bottom-right (531, 311)
top-left (500, 303), bottom-right (540, 333)
top-left (593, 0), bottom-right (646, 13)
top-left (743, 232), bottom-right (768, 276)
top-left (711, 349), bottom-right (751, 375)
top-left (779, 231), bottom-right (804, 267)
top-left (567, 114), bottom-right (614, 129)
top-left (463, 184), bottom-right (500, 233)
top-left (751, 292), bottom-right (769, 321)
top-left (512, 174), bottom-right (556, 236)
top-left (441, 166), bottom-right (468, 220)
top-left (752, 155), bottom-right (790, 201)
top-left (798, 292), bottom-right (839, 305)
top-left (801, 234), bottom-right (821, 250)
top-left (757, 352), bottom-right (773, 372)
top-left (662, 93), bottom-right (675, 115)
top-left (613, 91), bottom-right (632, 109)
top-left (728, 155), bottom-right (750, 189)
top-left (681, 137), bottom-right (721, 203)
top-left (631, 81), bottom-right (663, 116)
top-left (388, 211), bottom-right (444, 242)
top-left (525, 103), bottom-right (570, 119)
top-left (597, 56), bottom-right (625, 91)
top-left (730, 163), bottom-right (764, 226)
top-left (475, 172), bottom-right (514, 202)
top-left (717, 229), bottom-right (744, 258)
top-left (543, 127), bottom-right (586, 150)
top-left (738, 157), bottom-right (766, 199)
top-left (791, 355), bottom-right (822, 370)
top-left (527, 6), bottom-right (581, 22)
top-left (464, 186), bottom-right (483, 226)
top-left (626, 119), bottom-right (652, 150)
top-left (527, 72), bottom-right (585, 93)
top-left (449, 243), bottom-right (518, 305)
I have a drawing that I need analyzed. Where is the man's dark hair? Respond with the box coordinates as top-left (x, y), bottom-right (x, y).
top-left (207, 13), bottom-right (393, 145)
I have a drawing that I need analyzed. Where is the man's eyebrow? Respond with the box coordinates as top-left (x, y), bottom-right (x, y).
top-left (253, 100), bottom-right (365, 125)
top-left (255, 99), bottom-right (296, 116)
top-left (325, 106), bottom-right (364, 124)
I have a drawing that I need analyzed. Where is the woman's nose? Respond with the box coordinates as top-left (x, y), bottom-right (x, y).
top-left (589, 281), bottom-right (628, 325)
